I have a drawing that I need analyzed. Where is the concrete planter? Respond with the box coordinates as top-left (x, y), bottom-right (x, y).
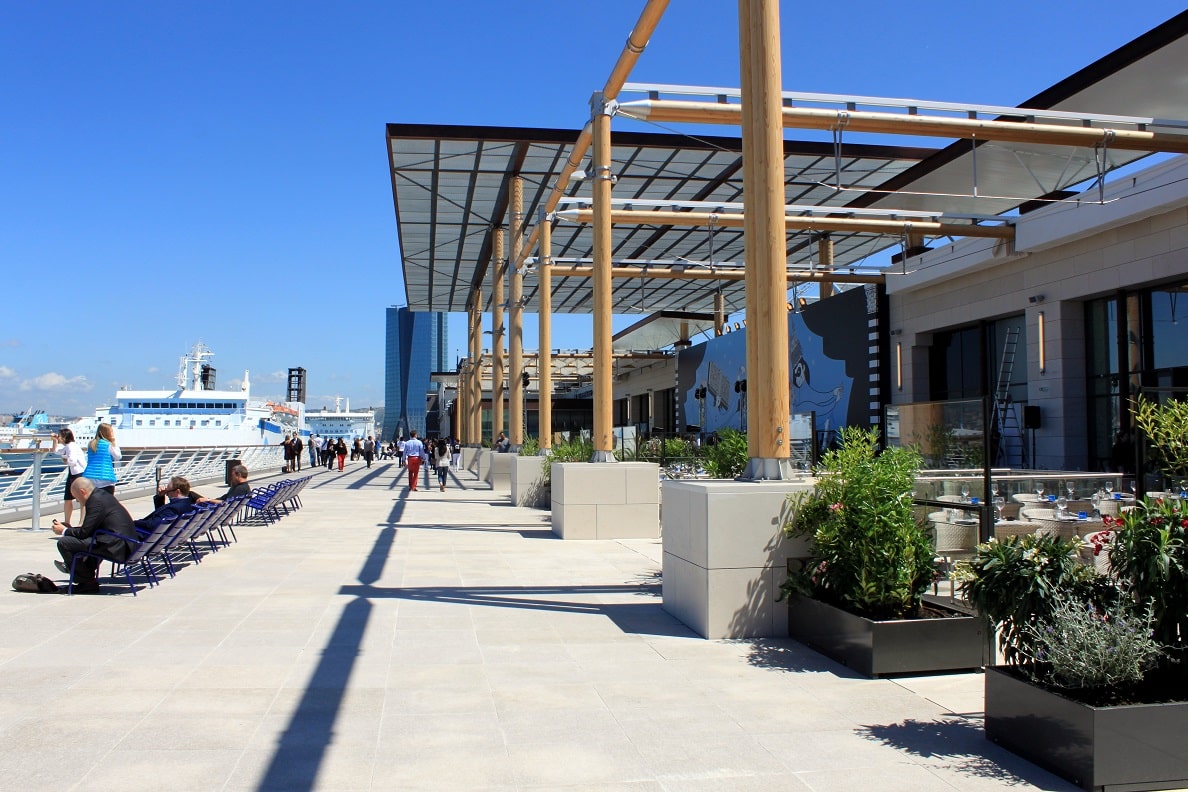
top-left (786, 593), bottom-right (986, 677)
top-left (509, 455), bottom-right (549, 508)
top-left (985, 666), bottom-right (1188, 792)
top-left (551, 462), bottom-right (659, 539)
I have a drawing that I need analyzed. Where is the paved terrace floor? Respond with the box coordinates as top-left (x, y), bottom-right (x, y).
top-left (0, 460), bottom-right (1078, 792)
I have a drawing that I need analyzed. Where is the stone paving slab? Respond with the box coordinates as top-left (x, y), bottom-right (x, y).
top-left (0, 460), bottom-right (1077, 791)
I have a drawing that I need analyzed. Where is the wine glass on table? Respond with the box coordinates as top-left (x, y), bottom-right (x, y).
top-left (960, 483), bottom-right (971, 503)
top-left (1105, 480), bottom-right (1115, 498)
top-left (1066, 480), bottom-right (1076, 500)
top-left (1056, 496), bottom-right (1068, 517)
top-left (1035, 482), bottom-right (1045, 502)
top-left (994, 495), bottom-right (1006, 522)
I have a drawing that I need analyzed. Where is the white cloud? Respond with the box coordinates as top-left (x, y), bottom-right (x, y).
top-left (146, 366), bottom-right (159, 374)
top-left (20, 372), bottom-right (93, 392)
top-left (0, 366), bottom-right (16, 379)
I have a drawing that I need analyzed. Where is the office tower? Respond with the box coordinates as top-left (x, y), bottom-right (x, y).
top-left (384, 306), bottom-right (447, 440)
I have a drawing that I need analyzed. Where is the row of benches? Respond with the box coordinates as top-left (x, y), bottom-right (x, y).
top-left (67, 476), bottom-right (314, 595)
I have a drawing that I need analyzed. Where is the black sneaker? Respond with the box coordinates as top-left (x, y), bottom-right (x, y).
top-left (54, 560), bottom-right (69, 574)
top-left (72, 582), bottom-right (101, 595)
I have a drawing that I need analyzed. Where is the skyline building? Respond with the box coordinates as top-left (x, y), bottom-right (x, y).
top-left (384, 306), bottom-right (447, 440)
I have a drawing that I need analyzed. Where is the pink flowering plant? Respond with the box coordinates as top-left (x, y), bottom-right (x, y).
top-left (1106, 495), bottom-right (1188, 649)
top-left (781, 427), bottom-right (938, 620)
top-left (966, 494), bottom-right (1186, 693)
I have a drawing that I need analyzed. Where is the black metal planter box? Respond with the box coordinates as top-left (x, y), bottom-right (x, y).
top-left (785, 593), bottom-right (986, 677)
top-left (985, 666), bottom-right (1188, 792)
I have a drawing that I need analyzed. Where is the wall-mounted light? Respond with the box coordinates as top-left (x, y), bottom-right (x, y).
top-left (896, 341), bottom-right (903, 391)
top-left (1029, 294), bottom-right (1046, 304)
top-left (1038, 310), bottom-right (1046, 373)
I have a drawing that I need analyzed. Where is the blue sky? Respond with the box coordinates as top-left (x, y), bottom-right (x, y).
top-left (2, 1), bottom-right (1184, 417)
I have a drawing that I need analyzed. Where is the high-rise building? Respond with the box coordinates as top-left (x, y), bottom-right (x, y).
top-left (384, 306), bottom-right (447, 440)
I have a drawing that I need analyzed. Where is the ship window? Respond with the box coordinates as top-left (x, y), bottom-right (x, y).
top-left (135, 420), bottom-right (143, 426)
top-left (215, 420), bottom-right (222, 426)
top-left (149, 420), bottom-right (156, 426)
top-left (201, 420), bottom-right (209, 427)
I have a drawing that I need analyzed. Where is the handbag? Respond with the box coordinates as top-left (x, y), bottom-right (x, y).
top-left (12, 573), bottom-right (59, 593)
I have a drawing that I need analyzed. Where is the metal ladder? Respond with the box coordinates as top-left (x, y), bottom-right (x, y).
top-left (993, 327), bottom-right (1026, 467)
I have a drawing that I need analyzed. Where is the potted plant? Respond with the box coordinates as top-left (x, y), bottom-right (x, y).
top-left (780, 426), bottom-right (986, 677)
top-left (1133, 395), bottom-right (1188, 492)
top-left (967, 496), bottom-right (1188, 792)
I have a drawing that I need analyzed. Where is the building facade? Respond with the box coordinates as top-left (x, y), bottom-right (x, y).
top-left (384, 306), bottom-right (447, 441)
top-left (889, 155), bottom-right (1188, 473)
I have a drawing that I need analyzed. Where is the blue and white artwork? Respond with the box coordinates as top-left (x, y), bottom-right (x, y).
top-left (675, 286), bottom-right (877, 435)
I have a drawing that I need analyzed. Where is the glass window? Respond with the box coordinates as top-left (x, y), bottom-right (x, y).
top-left (1151, 286), bottom-right (1188, 372)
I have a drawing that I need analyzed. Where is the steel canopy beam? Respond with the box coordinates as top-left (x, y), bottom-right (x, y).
top-left (557, 208), bottom-right (1015, 240)
top-left (616, 100), bottom-right (1188, 154)
top-left (547, 264), bottom-right (884, 285)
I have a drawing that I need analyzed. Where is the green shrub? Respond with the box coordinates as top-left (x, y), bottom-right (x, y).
top-left (1106, 496), bottom-right (1188, 648)
top-left (539, 435), bottom-right (593, 485)
top-left (1133, 395), bottom-right (1188, 480)
top-left (964, 533), bottom-right (1114, 665)
top-left (781, 426), bottom-right (937, 620)
top-left (703, 429), bottom-right (748, 479)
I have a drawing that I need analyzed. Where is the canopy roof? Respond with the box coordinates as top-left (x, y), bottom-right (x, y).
top-left (387, 125), bottom-right (932, 317)
top-left (386, 10), bottom-right (1188, 328)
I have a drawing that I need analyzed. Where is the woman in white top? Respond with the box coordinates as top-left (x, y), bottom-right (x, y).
top-left (51, 428), bottom-right (88, 524)
top-left (433, 438), bottom-right (451, 491)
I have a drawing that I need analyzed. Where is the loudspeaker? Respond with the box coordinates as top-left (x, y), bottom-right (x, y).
top-left (1023, 405), bottom-right (1041, 430)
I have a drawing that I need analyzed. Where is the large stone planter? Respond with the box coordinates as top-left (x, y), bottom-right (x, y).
top-left (551, 462), bottom-right (659, 539)
top-left (509, 455), bottom-right (549, 508)
top-left (786, 593), bottom-right (986, 677)
top-left (662, 479), bottom-right (810, 639)
top-left (985, 666), bottom-right (1188, 791)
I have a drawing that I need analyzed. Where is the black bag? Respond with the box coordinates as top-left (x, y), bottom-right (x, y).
top-left (12, 573), bottom-right (58, 593)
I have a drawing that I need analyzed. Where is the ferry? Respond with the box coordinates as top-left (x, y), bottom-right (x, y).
top-left (73, 343), bottom-right (304, 448)
top-left (305, 397), bottom-right (375, 442)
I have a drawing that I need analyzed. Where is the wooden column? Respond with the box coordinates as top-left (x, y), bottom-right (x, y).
top-left (591, 93), bottom-right (615, 462)
top-left (456, 365), bottom-right (468, 445)
top-left (509, 176), bottom-right (525, 447)
top-left (467, 294), bottom-right (482, 445)
top-left (491, 229), bottom-right (505, 443)
top-left (818, 235), bottom-right (834, 299)
top-left (538, 209), bottom-right (553, 452)
top-left (740, 0), bottom-right (791, 479)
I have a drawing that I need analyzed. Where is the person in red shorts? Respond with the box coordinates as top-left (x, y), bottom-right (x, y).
top-left (403, 430), bottom-right (426, 492)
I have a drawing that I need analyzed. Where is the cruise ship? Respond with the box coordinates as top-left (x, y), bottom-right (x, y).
top-left (305, 397), bottom-right (375, 441)
top-left (73, 343), bottom-right (303, 448)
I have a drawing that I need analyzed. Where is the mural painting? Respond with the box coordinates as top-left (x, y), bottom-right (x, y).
top-left (675, 285), bottom-right (879, 438)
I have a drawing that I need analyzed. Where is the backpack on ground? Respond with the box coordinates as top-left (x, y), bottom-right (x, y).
top-left (12, 573), bottom-right (59, 593)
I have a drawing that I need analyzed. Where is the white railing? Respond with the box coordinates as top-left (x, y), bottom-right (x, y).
top-left (0, 445), bottom-right (285, 527)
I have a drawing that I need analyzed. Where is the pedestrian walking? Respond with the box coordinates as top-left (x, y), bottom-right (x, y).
top-left (433, 438), bottom-right (451, 491)
top-left (403, 431), bottom-right (426, 492)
